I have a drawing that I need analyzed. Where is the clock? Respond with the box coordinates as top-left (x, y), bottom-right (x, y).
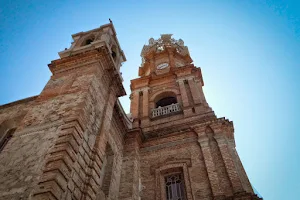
top-left (157, 62), bottom-right (169, 70)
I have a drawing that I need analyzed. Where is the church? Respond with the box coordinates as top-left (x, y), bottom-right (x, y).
top-left (0, 22), bottom-right (262, 200)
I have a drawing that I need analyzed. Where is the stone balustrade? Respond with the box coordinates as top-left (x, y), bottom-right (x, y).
top-left (152, 103), bottom-right (181, 118)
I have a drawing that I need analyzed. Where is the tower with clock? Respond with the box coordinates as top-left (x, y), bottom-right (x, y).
top-left (130, 34), bottom-right (213, 129)
top-left (126, 34), bottom-right (262, 200)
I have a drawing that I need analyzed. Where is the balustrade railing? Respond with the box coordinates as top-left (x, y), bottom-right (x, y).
top-left (152, 103), bottom-right (181, 118)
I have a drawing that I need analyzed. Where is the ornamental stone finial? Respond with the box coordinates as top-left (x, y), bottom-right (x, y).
top-left (178, 39), bottom-right (184, 46)
top-left (141, 34), bottom-right (188, 58)
top-left (149, 38), bottom-right (155, 45)
top-left (160, 34), bottom-right (173, 43)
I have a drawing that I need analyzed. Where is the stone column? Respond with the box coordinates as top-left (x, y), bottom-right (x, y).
top-left (188, 78), bottom-right (202, 104)
top-left (214, 136), bottom-right (244, 194)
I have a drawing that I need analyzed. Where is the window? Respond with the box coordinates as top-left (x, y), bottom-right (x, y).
top-left (0, 128), bottom-right (16, 152)
top-left (156, 97), bottom-right (177, 108)
top-left (165, 173), bottom-right (186, 200)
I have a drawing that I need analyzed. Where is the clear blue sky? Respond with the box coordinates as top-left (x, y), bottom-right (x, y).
top-left (0, 0), bottom-right (299, 199)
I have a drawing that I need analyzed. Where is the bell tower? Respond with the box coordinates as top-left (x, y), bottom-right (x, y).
top-left (130, 34), bottom-right (214, 133)
top-left (122, 35), bottom-right (262, 200)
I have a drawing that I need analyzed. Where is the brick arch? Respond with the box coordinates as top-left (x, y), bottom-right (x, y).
top-left (0, 115), bottom-right (24, 137)
top-left (149, 88), bottom-right (181, 110)
top-left (77, 33), bottom-right (96, 47)
top-left (150, 88), bottom-right (180, 102)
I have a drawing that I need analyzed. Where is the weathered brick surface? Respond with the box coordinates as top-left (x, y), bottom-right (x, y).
top-left (0, 25), bottom-right (262, 200)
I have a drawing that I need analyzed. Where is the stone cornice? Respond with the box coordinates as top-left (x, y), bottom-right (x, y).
top-left (131, 64), bottom-right (203, 91)
top-left (141, 112), bottom-right (218, 139)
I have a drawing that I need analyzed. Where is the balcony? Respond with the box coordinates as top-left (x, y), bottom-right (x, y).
top-left (152, 103), bottom-right (181, 118)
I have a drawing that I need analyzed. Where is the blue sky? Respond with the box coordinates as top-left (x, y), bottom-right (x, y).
top-left (0, 0), bottom-right (299, 199)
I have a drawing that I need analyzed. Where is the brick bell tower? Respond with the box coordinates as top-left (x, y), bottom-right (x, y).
top-left (125, 34), bottom-right (262, 200)
top-left (0, 22), bottom-right (128, 200)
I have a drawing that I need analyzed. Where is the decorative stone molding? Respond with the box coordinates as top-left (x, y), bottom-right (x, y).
top-left (175, 75), bottom-right (195, 82)
top-left (131, 87), bottom-right (150, 94)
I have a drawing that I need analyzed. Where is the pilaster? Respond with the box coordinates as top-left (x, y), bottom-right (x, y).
top-left (188, 78), bottom-right (202, 104)
top-left (214, 136), bottom-right (245, 194)
top-left (130, 92), bottom-right (140, 120)
top-left (177, 79), bottom-right (190, 107)
top-left (195, 79), bottom-right (208, 106)
top-left (119, 129), bottom-right (142, 200)
top-left (194, 125), bottom-right (224, 198)
top-left (167, 48), bottom-right (175, 68)
top-left (141, 87), bottom-right (149, 118)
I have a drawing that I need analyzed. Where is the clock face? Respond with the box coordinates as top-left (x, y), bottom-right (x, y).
top-left (157, 62), bottom-right (169, 70)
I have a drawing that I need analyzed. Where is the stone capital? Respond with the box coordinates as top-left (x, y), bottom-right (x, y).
top-left (198, 137), bottom-right (209, 147)
top-left (214, 135), bottom-right (228, 146)
top-left (132, 87), bottom-right (150, 94)
top-left (176, 75), bottom-right (194, 82)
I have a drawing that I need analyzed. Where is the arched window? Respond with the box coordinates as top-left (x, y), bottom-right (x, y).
top-left (156, 97), bottom-right (177, 108)
top-left (0, 128), bottom-right (16, 152)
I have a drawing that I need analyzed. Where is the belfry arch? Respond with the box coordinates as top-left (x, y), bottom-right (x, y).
top-left (150, 89), bottom-right (181, 110)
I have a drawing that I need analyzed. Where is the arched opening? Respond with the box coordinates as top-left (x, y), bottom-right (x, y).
top-left (85, 38), bottom-right (93, 45)
top-left (152, 91), bottom-right (181, 118)
top-left (156, 97), bottom-right (177, 108)
top-left (111, 50), bottom-right (116, 59)
top-left (111, 46), bottom-right (118, 62)
top-left (0, 128), bottom-right (16, 152)
top-left (80, 34), bottom-right (95, 47)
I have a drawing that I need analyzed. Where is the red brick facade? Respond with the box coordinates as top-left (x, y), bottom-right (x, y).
top-left (0, 23), bottom-right (262, 200)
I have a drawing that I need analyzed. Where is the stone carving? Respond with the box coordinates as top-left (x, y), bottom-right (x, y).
top-left (149, 38), bottom-right (155, 45)
top-left (141, 34), bottom-right (189, 57)
top-left (178, 39), bottom-right (184, 46)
